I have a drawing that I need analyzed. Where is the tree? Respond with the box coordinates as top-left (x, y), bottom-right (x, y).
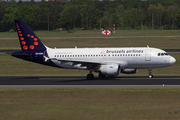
top-left (166, 6), bottom-right (178, 29)
top-left (175, 9), bottom-right (180, 29)
top-left (70, 5), bottom-right (81, 28)
top-left (81, 3), bottom-right (99, 29)
top-left (59, 4), bottom-right (81, 29)
top-left (0, 2), bottom-right (8, 31)
top-left (111, 13), bottom-right (120, 25)
top-left (156, 3), bottom-right (164, 28)
top-left (101, 15), bottom-right (109, 29)
top-left (116, 4), bottom-right (124, 28)
top-left (148, 4), bottom-right (157, 30)
top-left (1, 4), bottom-right (20, 31)
top-left (50, 3), bottom-right (63, 30)
top-left (18, 4), bottom-right (38, 30)
top-left (59, 5), bottom-right (73, 29)
top-left (124, 8), bottom-right (137, 29)
top-left (137, 9), bottom-right (145, 29)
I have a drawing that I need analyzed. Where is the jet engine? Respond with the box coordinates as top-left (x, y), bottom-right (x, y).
top-left (121, 68), bottom-right (138, 74)
top-left (99, 64), bottom-right (120, 76)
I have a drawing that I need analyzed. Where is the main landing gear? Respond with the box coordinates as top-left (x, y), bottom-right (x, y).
top-left (148, 68), bottom-right (153, 78)
top-left (86, 71), bottom-right (106, 80)
top-left (87, 74), bottom-right (94, 80)
top-left (87, 71), bottom-right (94, 80)
top-left (99, 73), bottom-right (106, 79)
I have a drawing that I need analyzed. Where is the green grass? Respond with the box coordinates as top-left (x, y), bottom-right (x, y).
top-left (0, 88), bottom-right (180, 120)
top-left (0, 36), bottom-right (180, 49)
top-left (1, 30), bottom-right (180, 49)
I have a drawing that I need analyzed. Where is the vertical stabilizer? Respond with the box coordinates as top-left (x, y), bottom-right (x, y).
top-left (15, 19), bottom-right (46, 51)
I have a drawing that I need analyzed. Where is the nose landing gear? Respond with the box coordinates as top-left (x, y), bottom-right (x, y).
top-left (148, 68), bottom-right (153, 78)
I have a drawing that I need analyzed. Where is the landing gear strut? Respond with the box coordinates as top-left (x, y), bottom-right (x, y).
top-left (148, 68), bottom-right (153, 78)
top-left (86, 71), bottom-right (94, 80)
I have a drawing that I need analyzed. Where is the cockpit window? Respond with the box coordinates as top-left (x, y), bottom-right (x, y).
top-left (158, 53), bottom-right (168, 56)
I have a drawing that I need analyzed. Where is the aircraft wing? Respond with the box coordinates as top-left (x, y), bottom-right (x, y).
top-left (51, 58), bottom-right (101, 66)
top-left (49, 58), bottom-right (128, 69)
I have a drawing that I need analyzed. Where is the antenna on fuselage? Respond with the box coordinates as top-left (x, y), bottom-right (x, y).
top-left (147, 45), bottom-right (149, 48)
top-left (75, 46), bottom-right (77, 49)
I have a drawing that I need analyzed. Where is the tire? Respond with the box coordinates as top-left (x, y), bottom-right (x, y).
top-left (148, 74), bottom-right (153, 78)
top-left (87, 74), bottom-right (94, 80)
top-left (99, 73), bottom-right (106, 79)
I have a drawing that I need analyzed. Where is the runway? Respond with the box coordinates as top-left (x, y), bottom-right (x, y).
top-left (1, 75), bottom-right (180, 88)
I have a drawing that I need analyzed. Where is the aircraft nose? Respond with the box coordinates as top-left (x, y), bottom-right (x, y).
top-left (170, 57), bottom-right (176, 65)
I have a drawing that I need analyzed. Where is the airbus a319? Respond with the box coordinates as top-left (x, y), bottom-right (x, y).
top-left (12, 19), bottom-right (176, 79)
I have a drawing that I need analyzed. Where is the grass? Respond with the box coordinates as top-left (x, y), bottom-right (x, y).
top-left (0, 88), bottom-right (180, 120)
top-left (0, 30), bottom-right (180, 49)
top-left (0, 53), bottom-right (179, 76)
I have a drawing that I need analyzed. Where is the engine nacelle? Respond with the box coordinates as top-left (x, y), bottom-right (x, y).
top-left (121, 68), bottom-right (138, 74)
top-left (99, 64), bottom-right (120, 76)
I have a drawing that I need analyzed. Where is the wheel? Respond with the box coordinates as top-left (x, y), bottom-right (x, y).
top-left (99, 73), bottom-right (106, 79)
top-left (87, 74), bottom-right (94, 80)
top-left (148, 74), bottom-right (153, 78)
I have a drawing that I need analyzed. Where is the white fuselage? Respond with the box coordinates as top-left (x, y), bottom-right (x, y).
top-left (46, 47), bottom-right (176, 70)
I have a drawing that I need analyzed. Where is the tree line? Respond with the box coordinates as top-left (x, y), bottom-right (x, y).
top-left (1, 0), bottom-right (180, 32)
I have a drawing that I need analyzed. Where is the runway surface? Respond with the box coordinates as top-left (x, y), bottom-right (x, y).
top-left (1, 75), bottom-right (180, 88)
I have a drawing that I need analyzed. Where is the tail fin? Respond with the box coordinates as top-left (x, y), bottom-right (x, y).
top-left (15, 19), bottom-right (46, 51)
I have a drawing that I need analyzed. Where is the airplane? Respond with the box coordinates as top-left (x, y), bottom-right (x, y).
top-left (12, 19), bottom-right (176, 80)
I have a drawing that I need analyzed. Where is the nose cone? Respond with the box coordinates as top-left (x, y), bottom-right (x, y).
top-left (170, 57), bottom-right (176, 65)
